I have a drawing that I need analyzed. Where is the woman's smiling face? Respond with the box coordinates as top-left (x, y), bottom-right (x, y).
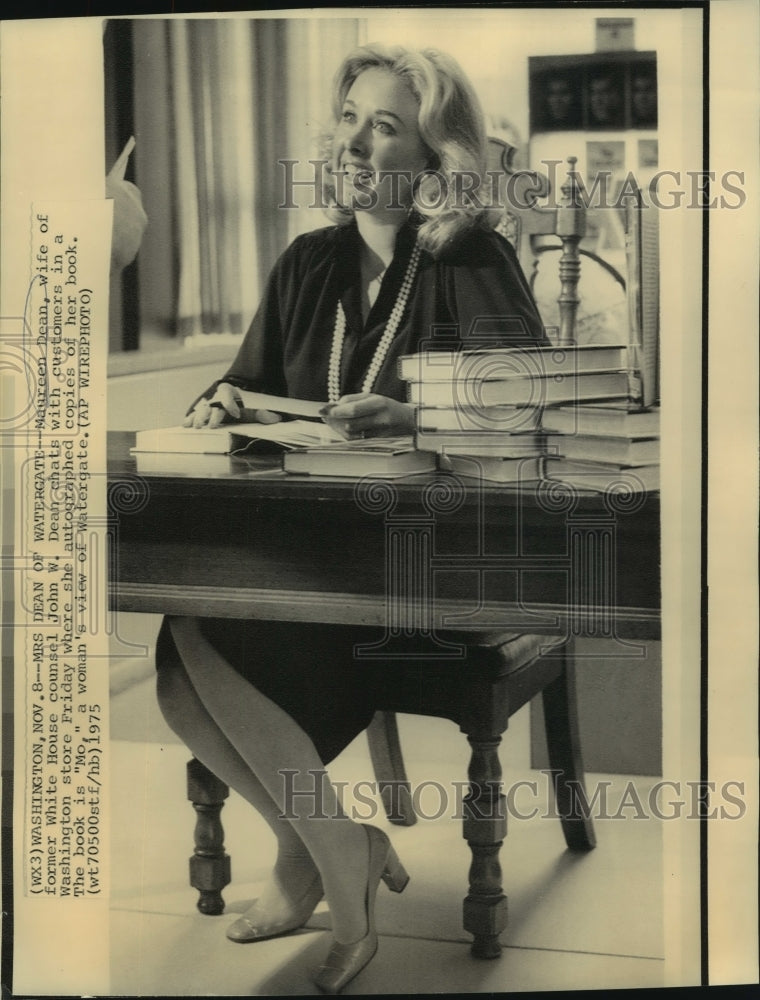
top-left (333, 67), bottom-right (431, 215)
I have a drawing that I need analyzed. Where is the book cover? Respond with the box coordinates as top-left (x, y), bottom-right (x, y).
top-left (540, 405), bottom-right (660, 437)
top-left (132, 419), bottom-right (341, 455)
top-left (545, 433), bottom-right (659, 466)
top-left (416, 405), bottom-right (543, 434)
top-left (132, 450), bottom-right (287, 477)
top-left (416, 430), bottom-right (545, 457)
top-left (283, 438), bottom-right (437, 478)
top-left (408, 371), bottom-right (630, 408)
top-left (544, 457), bottom-right (659, 492)
top-left (440, 454), bottom-right (544, 484)
top-left (399, 344), bottom-right (628, 383)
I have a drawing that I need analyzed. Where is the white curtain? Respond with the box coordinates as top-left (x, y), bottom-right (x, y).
top-left (132, 17), bottom-right (359, 342)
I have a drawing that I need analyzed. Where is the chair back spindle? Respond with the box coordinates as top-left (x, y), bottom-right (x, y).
top-left (487, 138), bottom-right (587, 346)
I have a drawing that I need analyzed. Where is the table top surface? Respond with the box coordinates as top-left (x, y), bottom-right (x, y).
top-left (108, 431), bottom-right (660, 516)
top-left (107, 433), bottom-right (661, 631)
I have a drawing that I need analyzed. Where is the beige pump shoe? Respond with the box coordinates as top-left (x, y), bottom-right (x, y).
top-left (312, 825), bottom-right (409, 994)
top-left (226, 872), bottom-right (324, 943)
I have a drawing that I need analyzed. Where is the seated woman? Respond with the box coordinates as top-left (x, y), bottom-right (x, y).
top-left (156, 43), bottom-right (545, 994)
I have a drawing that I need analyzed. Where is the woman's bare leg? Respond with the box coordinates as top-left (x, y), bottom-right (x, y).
top-left (169, 617), bottom-right (372, 945)
top-left (157, 645), bottom-right (320, 922)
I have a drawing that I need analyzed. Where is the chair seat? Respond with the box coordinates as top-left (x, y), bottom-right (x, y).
top-left (366, 630), bottom-right (559, 829)
top-left (368, 631), bottom-right (565, 730)
top-left (444, 630), bottom-right (564, 673)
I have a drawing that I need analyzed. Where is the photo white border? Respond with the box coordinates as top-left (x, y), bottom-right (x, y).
top-left (1, 3), bottom-right (757, 993)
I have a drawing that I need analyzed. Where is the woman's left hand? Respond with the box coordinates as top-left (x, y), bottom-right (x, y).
top-left (322, 393), bottom-right (416, 439)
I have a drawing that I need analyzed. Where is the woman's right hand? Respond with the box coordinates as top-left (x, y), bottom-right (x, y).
top-left (183, 382), bottom-right (282, 429)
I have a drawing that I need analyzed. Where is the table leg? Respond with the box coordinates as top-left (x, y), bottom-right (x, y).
top-left (461, 733), bottom-right (507, 959)
top-left (186, 757), bottom-right (232, 915)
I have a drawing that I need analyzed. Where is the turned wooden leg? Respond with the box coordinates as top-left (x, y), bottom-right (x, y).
top-left (541, 647), bottom-right (596, 851)
top-left (186, 757), bottom-right (232, 915)
top-left (366, 711), bottom-right (417, 826)
top-left (461, 734), bottom-right (507, 959)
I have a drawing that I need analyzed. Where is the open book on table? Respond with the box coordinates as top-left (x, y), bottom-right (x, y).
top-left (133, 419), bottom-right (342, 456)
top-left (132, 391), bottom-right (341, 455)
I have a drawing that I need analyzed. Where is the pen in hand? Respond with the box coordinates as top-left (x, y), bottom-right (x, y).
top-left (208, 396), bottom-right (244, 425)
top-left (206, 397), bottom-right (282, 428)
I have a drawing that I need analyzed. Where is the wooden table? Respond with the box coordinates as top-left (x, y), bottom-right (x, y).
top-left (108, 432), bottom-right (659, 638)
top-left (107, 431), bottom-right (661, 954)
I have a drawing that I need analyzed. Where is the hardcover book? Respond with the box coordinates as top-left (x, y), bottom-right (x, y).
top-left (398, 343), bottom-right (628, 383)
top-left (544, 457), bottom-right (659, 492)
top-left (283, 437), bottom-right (436, 478)
top-left (545, 433), bottom-right (659, 466)
top-left (416, 405), bottom-right (543, 434)
top-left (439, 453), bottom-right (544, 484)
top-left (540, 404), bottom-right (660, 437)
top-left (408, 371), bottom-right (629, 408)
top-left (415, 430), bottom-right (545, 457)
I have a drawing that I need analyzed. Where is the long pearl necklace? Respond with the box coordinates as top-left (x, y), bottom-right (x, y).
top-left (327, 241), bottom-right (421, 404)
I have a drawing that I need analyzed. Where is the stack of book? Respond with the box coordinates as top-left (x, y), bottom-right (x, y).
top-left (399, 344), bottom-right (633, 484)
top-left (133, 356), bottom-right (660, 489)
top-left (541, 404), bottom-right (660, 492)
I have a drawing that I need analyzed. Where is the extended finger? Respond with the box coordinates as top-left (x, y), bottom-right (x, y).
top-left (207, 404), bottom-right (228, 430)
top-left (252, 408), bottom-right (282, 425)
top-left (216, 384), bottom-right (243, 420)
top-left (190, 399), bottom-right (213, 428)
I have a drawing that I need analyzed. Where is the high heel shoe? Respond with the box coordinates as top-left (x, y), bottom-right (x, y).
top-left (312, 824), bottom-right (409, 995)
top-left (226, 872), bottom-right (323, 943)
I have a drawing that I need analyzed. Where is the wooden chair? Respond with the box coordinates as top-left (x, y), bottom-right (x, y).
top-left (183, 150), bottom-right (598, 960)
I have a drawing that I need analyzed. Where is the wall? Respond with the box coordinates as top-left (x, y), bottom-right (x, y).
top-left (531, 639), bottom-right (662, 776)
top-left (108, 361), bottom-right (220, 431)
top-left (364, 8), bottom-right (689, 144)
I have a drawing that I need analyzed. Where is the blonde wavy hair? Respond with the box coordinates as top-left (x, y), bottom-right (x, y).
top-left (321, 44), bottom-right (490, 257)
